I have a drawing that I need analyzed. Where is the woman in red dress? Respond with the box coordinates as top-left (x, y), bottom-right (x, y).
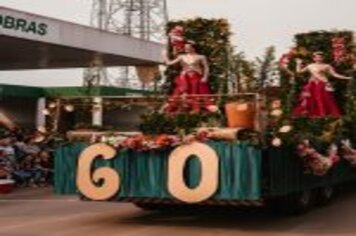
top-left (163, 41), bottom-right (213, 113)
top-left (292, 52), bottom-right (352, 118)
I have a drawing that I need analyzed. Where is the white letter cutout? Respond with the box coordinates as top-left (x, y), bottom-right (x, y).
top-left (77, 143), bottom-right (120, 201)
top-left (168, 142), bottom-right (219, 203)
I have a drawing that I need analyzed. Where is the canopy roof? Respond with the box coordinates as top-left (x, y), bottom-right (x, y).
top-left (0, 84), bottom-right (150, 98)
top-left (0, 7), bottom-right (164, 70)
top-left (0, 84), bottom-right (43, 98)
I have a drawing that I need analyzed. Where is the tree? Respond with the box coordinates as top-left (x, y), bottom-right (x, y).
top-left (255, 46), bottom-right (278, 91)
top-left (231, 52), bottom-right (256, 93)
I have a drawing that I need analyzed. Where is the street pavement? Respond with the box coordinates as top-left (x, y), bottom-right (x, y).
top-left (1, 187), bottom-right (356, 236)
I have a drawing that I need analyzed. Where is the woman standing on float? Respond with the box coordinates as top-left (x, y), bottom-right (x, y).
top-left (163, 41), bottom-right (212, 112)
top-left (288, 52), bottom-right (352, 117)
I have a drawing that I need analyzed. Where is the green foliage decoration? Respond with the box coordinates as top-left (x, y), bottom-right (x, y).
top-left (139, 111), bottom-right (223, 135)
top-left (277, 30), bottom-right (355, 145)
top-left (164, 18), bottom-right (232, 94)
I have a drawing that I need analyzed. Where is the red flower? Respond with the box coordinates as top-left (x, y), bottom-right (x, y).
top-left (155, 134), bottom-right (172, 147)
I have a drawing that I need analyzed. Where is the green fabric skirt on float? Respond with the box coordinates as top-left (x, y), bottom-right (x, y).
top-left (54, 141), bottom-right (262, 201)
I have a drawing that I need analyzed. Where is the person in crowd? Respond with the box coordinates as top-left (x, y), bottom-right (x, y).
top-left (12, 155), bottom-right (34, 187)
top-left (0, 150), bottom-right (13, 179)
top-left (0, 126), bottom-right (54, 188)
top-left (0, 134), bottom-right (16, 164)
top-left (39, 150), bottom-right (53, 185)
top-left (32, 150), bottom-right (53, 186)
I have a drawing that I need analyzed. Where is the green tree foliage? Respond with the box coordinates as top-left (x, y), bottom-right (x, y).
top-left (256, 46), bottom-right (277, 91)
top-left (230, 52), bottom-right (256, 92)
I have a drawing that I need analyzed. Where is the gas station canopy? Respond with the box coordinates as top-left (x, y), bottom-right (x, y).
top-left (0, 7), bottom-right (164, 70)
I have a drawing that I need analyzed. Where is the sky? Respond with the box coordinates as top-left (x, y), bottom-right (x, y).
top-left (0, 0), bottom-right (355, 87)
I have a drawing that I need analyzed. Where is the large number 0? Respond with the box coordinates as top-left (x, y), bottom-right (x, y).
top-left (76, 143), bottom-right (120, 201)
top-left (167, 142), bottom-right (219, 203)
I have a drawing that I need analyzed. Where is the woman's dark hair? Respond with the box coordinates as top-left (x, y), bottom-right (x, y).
top-left (313, 51), bottom-right (324, 57)
top-left (185, 40), bottom-right (199, 52)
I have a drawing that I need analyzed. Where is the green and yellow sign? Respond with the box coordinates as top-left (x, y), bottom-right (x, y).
top-left (0, 13), bottom-right (48, 36)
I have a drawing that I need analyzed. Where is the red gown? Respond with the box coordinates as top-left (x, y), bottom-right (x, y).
top-left (293, 79), bottom-right (341, 117)
top-left (165, 70), bottom-right (213, 113)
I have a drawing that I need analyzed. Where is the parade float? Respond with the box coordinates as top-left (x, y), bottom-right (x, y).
top-left (54, 18), bottom-right (356, 214)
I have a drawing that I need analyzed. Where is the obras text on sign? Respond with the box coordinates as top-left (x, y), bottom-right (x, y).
top-left (0, 13), bottom-right (48, 36)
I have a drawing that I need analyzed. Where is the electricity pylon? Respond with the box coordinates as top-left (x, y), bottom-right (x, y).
top-left (83, 0), bottom-right (168, 88)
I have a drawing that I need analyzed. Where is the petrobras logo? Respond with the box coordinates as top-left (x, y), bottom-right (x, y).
top-left (0, 13), bottom-right (48, 36)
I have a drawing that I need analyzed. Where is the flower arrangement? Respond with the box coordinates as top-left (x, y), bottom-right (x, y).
top-left (332, 36), bottom-right (348, 64)
top-left (168, 25), bottom-right (185, 55)
top-left (99, 127), bottom-right (260, 152)
top-left (341, 139), bottom-right (356, 167)
top-left (297, 140), bottom-right (339, 176)
top-left (100, 131), bottom-right (208, 152)
top-left (120, 134), bottom-right (180, 151)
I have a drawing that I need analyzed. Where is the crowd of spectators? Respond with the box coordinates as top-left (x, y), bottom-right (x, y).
top-left (0, 127), bottom-right (53, 188)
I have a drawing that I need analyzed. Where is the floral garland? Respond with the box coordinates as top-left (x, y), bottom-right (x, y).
top-left (295, 139), bottom-right (356, 176)
top-left (100, 131), bottom-right (211, 152)
top-left (331, 36), bottom-right (348, 64)
top-left (279, 49), bottom-right (296, 69)
top-left (296, 140), bottom-right (340, 176)
top-left (101, 134), bottom-right (180, 151)
top-left (99, 128), bottom-right (260, 152)
top-left (341, 139), bottom-right (356, 167)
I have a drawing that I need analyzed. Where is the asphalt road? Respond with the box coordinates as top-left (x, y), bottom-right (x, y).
top-left (1, 187), bottom-right (356, 236)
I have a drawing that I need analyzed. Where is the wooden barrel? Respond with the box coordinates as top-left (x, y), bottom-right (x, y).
top-left (224, 102), bottom-right (255, 129)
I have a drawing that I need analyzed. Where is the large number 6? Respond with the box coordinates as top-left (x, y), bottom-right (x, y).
top-left (168, 142), bottom-right (219, 203)
top-left (76, 143), bottom-right (120, 201)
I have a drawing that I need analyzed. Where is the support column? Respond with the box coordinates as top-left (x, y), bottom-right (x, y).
top-left (92, 97), bottom-right (103, 126)
top-left (36, 97), bottom-right (46, 129)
